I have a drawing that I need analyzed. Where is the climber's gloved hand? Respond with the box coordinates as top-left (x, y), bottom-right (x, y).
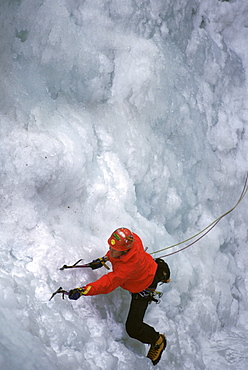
top-left (68, 287), bottom-right (85, 300)
top-left (89, 257), bottom-right (109, 270)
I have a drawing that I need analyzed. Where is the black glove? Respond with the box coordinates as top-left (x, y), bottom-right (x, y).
top-left (89, 257), bottom-right (107, 270)
top-left (68, 287), bottom-right (85, 300)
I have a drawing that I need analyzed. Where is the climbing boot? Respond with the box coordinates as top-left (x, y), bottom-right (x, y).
top-left (147, 334), bottom-right (166, 365)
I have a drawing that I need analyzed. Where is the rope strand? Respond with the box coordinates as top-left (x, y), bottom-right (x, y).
top-left (151, 172), bottom-right (248, 258)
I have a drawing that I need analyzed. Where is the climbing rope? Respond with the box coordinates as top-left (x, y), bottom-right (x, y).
top-left (151, 172), bottom-right (248, 258)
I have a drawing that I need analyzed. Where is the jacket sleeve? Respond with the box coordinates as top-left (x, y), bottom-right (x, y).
top-left (82, 269), bottom-right (128, 296)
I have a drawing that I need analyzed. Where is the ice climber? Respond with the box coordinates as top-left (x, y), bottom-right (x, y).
top-left (68, 227), bottom-right (170, 366)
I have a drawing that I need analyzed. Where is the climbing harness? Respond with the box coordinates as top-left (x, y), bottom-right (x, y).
top-left (133, 289), bottom-right (163, 304)
top-left (151, 172), bottom-right (248, 258)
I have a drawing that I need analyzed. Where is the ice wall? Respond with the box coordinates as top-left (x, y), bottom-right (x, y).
top-left (0, 0), bottom-right (248, 369)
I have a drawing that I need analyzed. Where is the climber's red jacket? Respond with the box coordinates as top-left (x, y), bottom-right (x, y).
top-left (83, 233), bottom-right (157, 296)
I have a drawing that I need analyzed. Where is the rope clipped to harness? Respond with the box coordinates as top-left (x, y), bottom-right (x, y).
top-left (133, 258), bottom-right (171, 304)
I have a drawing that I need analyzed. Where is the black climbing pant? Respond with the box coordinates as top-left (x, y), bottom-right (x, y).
top-left (125, 274), bottom-right (160, 345)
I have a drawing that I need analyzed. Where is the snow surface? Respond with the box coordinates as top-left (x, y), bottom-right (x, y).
top-left (0, 0), bottom-right (248, 369)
